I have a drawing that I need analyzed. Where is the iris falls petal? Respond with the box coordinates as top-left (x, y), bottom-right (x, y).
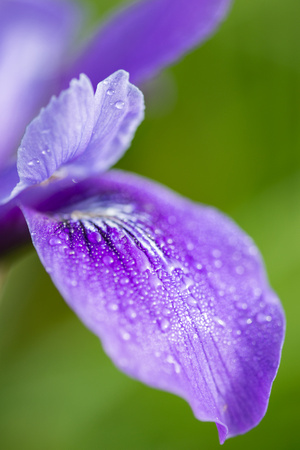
top-left (22, 170), bottom-right (285, 443)
top-left (68, 0), bottom-right (232, 87)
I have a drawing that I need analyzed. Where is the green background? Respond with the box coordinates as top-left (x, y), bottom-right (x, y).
top-left (0, 0), bottom-right (299, 448)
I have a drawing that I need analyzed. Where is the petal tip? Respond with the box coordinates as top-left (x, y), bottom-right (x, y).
top-left (216, 422), bottom-right (228, 445)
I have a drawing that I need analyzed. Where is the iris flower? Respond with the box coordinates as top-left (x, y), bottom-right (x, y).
top-left (0, 0), bottom-right (285, 444)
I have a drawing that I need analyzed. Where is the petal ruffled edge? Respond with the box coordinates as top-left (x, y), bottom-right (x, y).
top-left (0, 71), bottom-right (144, 205)
top-left (21, 169), bottom-right (285, 443)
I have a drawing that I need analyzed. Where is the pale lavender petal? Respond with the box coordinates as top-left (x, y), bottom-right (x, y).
top-left (22, 170), bottom-right (285, 443)
top-left (0, 163), bottom-right (19, 204)
top-left (16, 75), bottom-right (95, 188)
top-left (0, 0), bottom-right (80, 169)
top-left (0, 71), bottom-right (144, 205)
top-left (72, 70), bottom-right (144, 174)
top-left (68, 0), bottom-right (232, 87)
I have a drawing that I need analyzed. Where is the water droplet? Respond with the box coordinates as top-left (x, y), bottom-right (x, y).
top-left (159, 318), bottom-right (170, 332)
top-left (106, 88), bottom-right (115, 96)
top-left (120, 277), bottom-right (130, 285)
top-left (108, 303), bottom-right (119, 311)
top-left (125, 307), bottom-right (137, 320)
top-left (239, 317), bottom-right (253, 327)
top-left (103, 255), bottom-right (114, 265)
top-left (213, 317), bottom-right (226, 327)
top-left (212, 249), bottom-right (221, 258)
top-left (162, 307), bottom-right (172, 316)
top-left (48, 237), bottom-right (62, 246)
top-left (114, 100), bottom-right (125, 109)
top-left (256, 313), bottom-right (272, 323)
top-left (88, 232), bottom-right (101, 244)
top-left (185, 297), bottom-right (198, 307)
top-left (214, 260), bottom-right (222, 268)
top-left (67, 279), bottom-right (78, 287)
top-left (236, 265), bottom-right (245, 275)
top-left (120, 330), bottom-right (131, 341)
top-left (235, 302), bottom-right (248, 310)
top-left (166, 355), bottom-right (181, 373)
top-left (196, 263), bottom-right (203, 270)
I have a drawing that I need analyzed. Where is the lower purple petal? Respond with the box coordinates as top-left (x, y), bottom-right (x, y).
top-left (22, 170), bottom-right (285, 442)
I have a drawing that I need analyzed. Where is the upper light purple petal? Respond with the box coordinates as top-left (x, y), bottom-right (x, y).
top-left (0, 71), bottom-right (144, 205)
top-left (0, 0), bottom-right (80, 169)
top-left (22, 170), bottom-right (285, 443)
top-left (67, 0), bottom-right (232, 88)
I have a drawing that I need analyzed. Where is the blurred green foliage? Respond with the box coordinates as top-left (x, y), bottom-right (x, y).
top-left (1, 0), bottom-right (299, 448)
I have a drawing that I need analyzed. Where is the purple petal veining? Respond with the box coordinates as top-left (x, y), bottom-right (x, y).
top-left (22, 170), bottom-right (285, 443)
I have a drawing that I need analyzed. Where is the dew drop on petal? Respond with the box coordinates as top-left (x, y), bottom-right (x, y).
top-left (235, 265), bottom-right (245, 275)
top-left (213, 316), bottom-right (226, 327)
top-left (125, 307), bottom-right (137, 320)
top-left (166, 355), bottom-right (181, 373)
top-left (235, 302), bottom-right (248, 310)
top-left (114, 100), bottom-right (125, 110)
top-left (48, 237), bottom-right (62, 246)
top-left (103, 255), bottom-right (114, 265)
top-left (185, 297), bottom-right (198, 307)
top-left (212, 249), bottom-right (221, 258)
top-left (108, 303), bottom-right (119, 312)
top-left (238, 317), bottom-right (253, 327)
top-left (256, 313), bottom-right (272, 323)
top-left (162, 307), bottom-right (172, 316)
top-left (106, 88), bottom-right (115, 96)
top-left (159, 318), bottom-right (170, 332)
top-left (120, 330), bottom-right (131, 341)
top-left (88, 232), bottom-right (101, 244)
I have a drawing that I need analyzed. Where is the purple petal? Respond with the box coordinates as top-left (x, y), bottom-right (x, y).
top-left (72, 70), bottom-right (144, 175)
top-left (0, 0), bottom-right (80, 169)
top-left (0, 71), bottom-right (144, 204)
top-left (0, 202), bottom-right (29, 255)
top-left (22, 170), bottom-right (285, 443)
top-left (67, 0), bottom-right (232, 88)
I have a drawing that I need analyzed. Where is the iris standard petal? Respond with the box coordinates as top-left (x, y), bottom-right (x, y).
top-left (0, 0), bottom-right (79, 169)
top-left (22, 170), bottom-right (285, 443)
top-left (67, 0), bottom-right (232, 87)
top-left (73, 70), bottom-right (144, 174)
top-left (0, 71), bottom-right (144, 204)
